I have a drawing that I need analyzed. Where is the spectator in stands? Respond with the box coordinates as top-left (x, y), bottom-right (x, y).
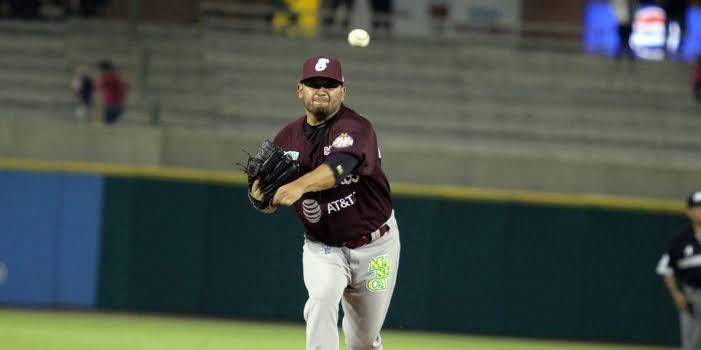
top-left (663, 0), bottom-right (689, 34)
top-left (660, 0), bottom-right (689, 58)
top-left (321, 0), bottom-right (354, 34)
top-left (70, 66), bottom-right (94, 122)
top-left (612, 0), bottom-right (638, 59)
top-left (692, 56), bottom-right (701, 102)
top-left (95, 60), bottom-right (128, 125)
top-left (264, 0), bottom-right (299, 35)
top-left (370, 0), bottom-right (393, 36)
top-left (428, 1), bottom-right (449, 36)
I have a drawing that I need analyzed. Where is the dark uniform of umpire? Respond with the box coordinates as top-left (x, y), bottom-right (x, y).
top-left (657, 190), bottom-right (701, 350)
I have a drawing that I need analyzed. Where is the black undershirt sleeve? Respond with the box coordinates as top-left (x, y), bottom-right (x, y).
top-left (324, 152), bottom-right (360, 184)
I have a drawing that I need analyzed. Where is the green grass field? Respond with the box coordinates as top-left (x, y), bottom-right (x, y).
top-left (0, 309), bottom-right (675, 350)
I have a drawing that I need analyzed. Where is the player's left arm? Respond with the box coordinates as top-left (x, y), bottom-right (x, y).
top-left (250, 179), bottom-right (278, 214)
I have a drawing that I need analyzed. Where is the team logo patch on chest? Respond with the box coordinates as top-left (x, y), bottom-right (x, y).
top-left (367, 255), bottom-right (391, 292)
top-left (332, 133), bottom-right (354, 148)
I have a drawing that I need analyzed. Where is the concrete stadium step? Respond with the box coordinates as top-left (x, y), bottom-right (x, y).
top-left (460, 68), bottom-right (689, 97)
top-left (226, 112), bottom-right (701, 171)
top-left (158, 110), bottom-right (229, 128)
top-left (66, 19), bottom-right (201, 40)
top-left (217, 76), bottom-right (458, 106)
top-left (68, 35), bottom-right (205, 58)
top-left (152, 95), bottom-right (225, 112)
top-left (67, 52), bottom-right (207, 75)
top-left (0, 19), bottom-right (66, 33)
top-left (222, 85), bottom-right (700, 143)
top-left (0, 36), bottom-right (65, 55)
top-left (225, 99), bottom-right (701, 155)
top-left (220, 66), bottom-right (460, 99)
top-left (0, 96), bottom-right (73, 118)
top-left (221, 88), bottom-right (463, 121)
top-left (0, 69), bottom-right (69, 87)
top-left (207, 50), bottom-right (459, 84)
top-left (146, 80), bottom-right (215, 96)
top-left (458, 45), bottom-right (686, 80)
top-left (0, 50), bottom-right (67, 71)
top-left (208, 31), bottom-right (460, 66)
top-left (0, 90), bottom-right (73, 105)
top-left (461, 101), bottom-right (701, 132)
top-left (0, 105), bottom-right (72, 119)
top-left (467, 62), bottom-right (691, 91)
top-left (461, 84), bottom-right (699, 114)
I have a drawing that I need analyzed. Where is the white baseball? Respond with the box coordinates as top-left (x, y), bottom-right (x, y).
top-left (348, 29), bottom-right (370, 48)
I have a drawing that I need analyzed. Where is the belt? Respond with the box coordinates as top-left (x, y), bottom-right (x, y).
top-left (343, 223), bottom-right (390, 249)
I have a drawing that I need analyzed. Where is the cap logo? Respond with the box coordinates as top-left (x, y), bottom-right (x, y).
top-left (315, 58), bottom-right (330, 72)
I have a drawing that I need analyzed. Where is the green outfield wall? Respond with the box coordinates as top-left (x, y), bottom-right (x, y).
top-left (95, 175), bottom-right (684, 346)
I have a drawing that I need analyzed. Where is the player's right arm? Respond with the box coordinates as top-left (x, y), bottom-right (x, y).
top-left (272, 163), bottom-right (336, 207)
top-left (657, 245), bottom-right (690, 312)
top-left (663, 273), bottom-right (689, 312)
top-left (658, 255), bottom-right (689, 312)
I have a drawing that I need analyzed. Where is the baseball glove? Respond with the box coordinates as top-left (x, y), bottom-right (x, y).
top-left (242, 140), bottom-right (300, 210)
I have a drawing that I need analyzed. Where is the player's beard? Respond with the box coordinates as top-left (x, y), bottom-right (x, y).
top-left (311, 108), bottom-right (329, 120)
top-left (306, 100), bottom-right (335, 123)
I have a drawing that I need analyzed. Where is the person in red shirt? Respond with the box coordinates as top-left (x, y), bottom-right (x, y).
top-left (693, 56), bottom-right (701, 102)
top-left (95, 60), bottom-right (128, 124)
top-left (249, 55), bottom-right (400, 350)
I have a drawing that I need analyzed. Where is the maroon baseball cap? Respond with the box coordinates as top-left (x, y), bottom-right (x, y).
top-left (300, 55), bottom-right (344, 84)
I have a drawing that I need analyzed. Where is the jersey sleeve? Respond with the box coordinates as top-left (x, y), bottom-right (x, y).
top-left (658, 237), bottom-right (681, 276)
top-left (324, 152), bottom-right (360, 183)
top-left (327, 118), bottom-right (379, 176)
top-left (656, 253), bottom-right (673, 276)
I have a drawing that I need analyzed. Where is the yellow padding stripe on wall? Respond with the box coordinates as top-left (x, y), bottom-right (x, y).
top-left (0, 158), bottom-right (684, 214)
top-left (391, 183), bottom-right (683, 214)
top-left (0, 158), bottom-right (247, 184)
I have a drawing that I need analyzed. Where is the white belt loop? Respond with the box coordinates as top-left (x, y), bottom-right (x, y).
top-left (371, 229), bottom-right (381, 241)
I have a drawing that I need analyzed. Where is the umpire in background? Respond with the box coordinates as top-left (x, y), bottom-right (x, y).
top-left (657, 190), bottom-right (701, 350)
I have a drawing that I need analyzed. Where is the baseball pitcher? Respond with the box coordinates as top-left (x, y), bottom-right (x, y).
top-left (245, 55), bottom-right (401, 350)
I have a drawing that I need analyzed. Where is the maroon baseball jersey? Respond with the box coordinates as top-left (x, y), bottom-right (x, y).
top-left (273, 105), bottom-right (392, 244)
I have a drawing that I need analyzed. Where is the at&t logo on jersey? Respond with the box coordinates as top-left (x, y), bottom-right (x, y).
top-left (328, 192), bottom-right (356, 214)
top-left (303, 199), bottom-right (322, 223)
